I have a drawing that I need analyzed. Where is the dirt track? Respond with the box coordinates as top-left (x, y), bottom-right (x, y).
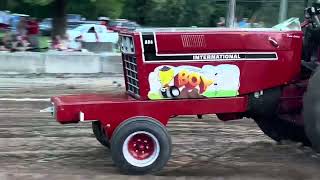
top-left (0, 75), bottom-right (319, 180)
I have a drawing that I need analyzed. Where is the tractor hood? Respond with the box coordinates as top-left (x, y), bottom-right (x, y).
top-left (136, 27), bottom-right (302, 56)
top-left (135, 18), bottom-right (302, 54)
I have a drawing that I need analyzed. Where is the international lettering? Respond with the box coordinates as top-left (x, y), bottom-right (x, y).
top-left (193, 54), bottom-right (241, 60)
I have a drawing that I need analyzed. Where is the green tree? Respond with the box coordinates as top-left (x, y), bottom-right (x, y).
top-left (24, 0), bottom-right (53, 6)
top-left (121, 0), bottom-right (155, 25)
top-left (94, 0), bottom-right (123, 18)
top-left (158, 0), bottom-right (185, 26)
top-left (0, 0), bottom-right (9, 10)
top-left (51, 0), bottom-right (67, 37)
top-left (181, 0), bottom-right (226, 27)
top-left (23, 0), bottom-right (66, 37)
top-left (131, 0), bottom-right (227, 27)
top-left (68, 0), bottom-right (123, 19)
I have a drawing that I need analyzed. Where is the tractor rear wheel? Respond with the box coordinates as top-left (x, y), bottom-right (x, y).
top-left (303, 68), bottom-right (320, 152)
top-left (92, 121), bottom-right (110, 148)
top-left (254, 116), bottom-right (310, 145)
top-left (249, 88), bottom-right (310, 145)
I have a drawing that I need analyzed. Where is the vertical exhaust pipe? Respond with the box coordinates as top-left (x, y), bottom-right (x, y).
top-left (279, 0), bottom-right (288, 23)
top-left (227, 0), bottom-right (237, 28)
top-left (305, 0), bottom-right (309, 8)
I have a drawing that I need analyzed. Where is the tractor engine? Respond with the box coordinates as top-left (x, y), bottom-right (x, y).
top-left (120, 28), bottom-right (302, 102)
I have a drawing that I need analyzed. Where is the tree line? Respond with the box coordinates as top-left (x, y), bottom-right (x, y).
top-left (0, 0), bottom-right (227, 26)
top-left (0, 0), bottom-right (305, 37)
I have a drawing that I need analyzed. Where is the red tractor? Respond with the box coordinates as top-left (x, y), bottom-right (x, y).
top-left (43, 1), bottom-right (320, 175)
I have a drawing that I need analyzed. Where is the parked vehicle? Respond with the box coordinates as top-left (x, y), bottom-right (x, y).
top-left (42, 0), bottom-right (320, 176)
top-left (107, 19), bottom-right (128, 32)
top-left (68, 20), bottom-right (108, 30)
top-left (0, 23), bottom-right (10, 31)
top-left (67, 14), bottom-right (84, 22)
top-left (67, 21), bottom-right (83, 30)
top-left (40, 16), bottom-right (105, 35)
top-left (122, 21), bottom-right (141, 31)
top-left (9, 13), bottom-right (29, 32)
top-left (107, 19), bottom-right (140, 32)
top-left (67, 24), bottom-right (118, 43)
top-left (0, 10), bottom-right (11, 30)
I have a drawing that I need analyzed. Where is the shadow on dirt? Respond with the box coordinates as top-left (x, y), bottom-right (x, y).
top-left (157, 141), bottom-right (320, 179)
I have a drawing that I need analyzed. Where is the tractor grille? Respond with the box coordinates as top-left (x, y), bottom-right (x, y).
top-left (120, 35), bottom-right (139, 97)
top-left (120, 36), bottom-right (135, 54)
top-left (123, 54), bottom-right (140, 96)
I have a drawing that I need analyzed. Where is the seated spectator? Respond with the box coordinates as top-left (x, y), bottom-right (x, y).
top-left (52, 35), bottom-right (68, 51)
top-left (238, 18), bottom-right (250, 28)
top-left (217, 17), bottom-right (225, 27)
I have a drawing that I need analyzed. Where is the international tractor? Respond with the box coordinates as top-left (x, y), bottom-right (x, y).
top-left (42, 0), bottom-right (320, 175)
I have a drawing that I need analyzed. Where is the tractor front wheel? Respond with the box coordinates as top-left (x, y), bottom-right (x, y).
top-left (110, 118), bottom-right (171, 175)
top-left (304, 68), bottom-right (320, 152)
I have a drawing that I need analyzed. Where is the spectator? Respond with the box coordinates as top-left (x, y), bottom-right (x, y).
top-left (52, 35), bottom-right (64, 50)
top-left (257, 21), bottom-right (265, 28)
top-left (26, 17), bottom-right (40, 49)
top-left (17, 17), bottom-right (27, 36)
top-left (217, 17), bottom-right (226, 27)
top-left (0, 33), bottom-right (11, 51)
top-left (238, 18), bottom-right (250, 28)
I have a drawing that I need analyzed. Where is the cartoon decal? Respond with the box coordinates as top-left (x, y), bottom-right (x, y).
top-left (148, 65), bottom-right (240, 100)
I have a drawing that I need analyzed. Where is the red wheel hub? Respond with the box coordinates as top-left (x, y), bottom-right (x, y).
top-left (127, 133), bottom-right (155, 160)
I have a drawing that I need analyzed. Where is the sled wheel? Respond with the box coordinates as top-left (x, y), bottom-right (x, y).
top-left (304, 67), bottom-right (320, 152)
top-left (92, 121), bottom-right (110, 148)
top-left (254, 116), bottom-right (310, 145)
top-left (111, 118), bottom-right (171, 175)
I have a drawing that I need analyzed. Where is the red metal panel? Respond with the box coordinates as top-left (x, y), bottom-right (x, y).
top-left (137, 57), bottom-right (301, 98)
top-left (277, 80), bottom-right (308, 126)
top-left (155, 31), bottom-right (297, 54)
top-left (52, 93), bottom-right (248, 136)
top-left (121, 30), bottom-right (303, 100)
